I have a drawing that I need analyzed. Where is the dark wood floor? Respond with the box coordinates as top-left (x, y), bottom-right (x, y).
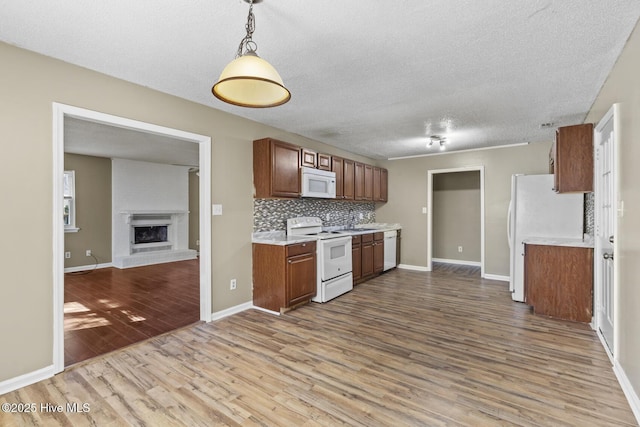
top-left (4, 265), bottom-right (635, 426)
top-left (64, 259), bottom-right (200, 366)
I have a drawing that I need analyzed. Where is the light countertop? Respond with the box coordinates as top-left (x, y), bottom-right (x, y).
top-left (523, 236), bottom-right (594, 248)
top-left (252, 223), bottom-right (402, 245)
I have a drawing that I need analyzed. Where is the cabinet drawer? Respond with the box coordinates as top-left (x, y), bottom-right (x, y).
top-left (286, 241), bottom-right (316, 257)
top-left (374, 232), bottom-right (384, 241)
top-left (361, 233), bottom-right (373, 243)
top-left (351, 235), bottom-right (361, 244)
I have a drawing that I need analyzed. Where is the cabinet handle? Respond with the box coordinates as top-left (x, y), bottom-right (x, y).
top-left (603, 252), bottom-right (614, 261)
top-left (302, 243), bottom-right (306, 247)
top-left (609, 235), bottom-right (614, 244)
top-left (288, 259), bottom-right (292, 263)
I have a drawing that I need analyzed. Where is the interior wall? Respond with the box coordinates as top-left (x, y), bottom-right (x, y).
top-left (63, 153), bottom-right (112, 268)
top-left (433, 171), bottom-right (481, 262)
top-left (375, 143), bottom-right (550, 275)
top-left (0, 41), bottom-right (377, 384)
top-left (585, 18), bottom-right (640, 410)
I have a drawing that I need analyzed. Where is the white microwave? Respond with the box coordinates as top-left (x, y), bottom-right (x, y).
top-left (301, 166), bottom-right (336, 198)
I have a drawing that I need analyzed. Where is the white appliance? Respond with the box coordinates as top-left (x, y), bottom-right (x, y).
top-left (287, 217), bottom-right (353, 303)
top-left (383, 230), bottom-right (397, 271)
top-left (508, 174), bottom-right (583, 302)
top-left (301, 167), bottom-right (336, 199)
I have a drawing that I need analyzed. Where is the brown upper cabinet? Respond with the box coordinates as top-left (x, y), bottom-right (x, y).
top-left (343, 159), bottom-right (355, 200)
top-left (254, 138), bottom-right (301, 198)
top-left (301, 148), bottom-right (317, 168)
top-left (364, 164), bottom-right (373, 201)
top-left (317, 153), bottom-right (332, 171)
top-left (354, 162), bottom-right (365, 200)
top-left (372, 167), bottom-right (389, 202)
top-left (254, 137), bottom-right (387, 202)
top-left (550, 123), bottom-right (594, 193)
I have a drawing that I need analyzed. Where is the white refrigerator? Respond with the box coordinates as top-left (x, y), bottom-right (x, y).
top-left (508, 174), bottom-right (583, 302)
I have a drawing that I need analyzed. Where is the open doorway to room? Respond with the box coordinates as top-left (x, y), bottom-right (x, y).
top-left (427, 166), bottom-right (485, 276)
top-left (53, 104), bottom-right (211, 372)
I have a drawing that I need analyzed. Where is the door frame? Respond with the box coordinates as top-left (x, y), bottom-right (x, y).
top-left (593, 103), bottom-right (620, 360)
top-left (52, 103), bottom-right (212, 373)
top-left (427, 166), bottom-right (485, 277)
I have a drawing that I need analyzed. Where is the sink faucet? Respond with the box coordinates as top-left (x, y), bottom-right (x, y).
top-left (348, 209), bottom-right (356, 229)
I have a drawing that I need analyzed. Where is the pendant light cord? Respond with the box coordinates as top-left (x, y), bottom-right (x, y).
top-left (236, 0), bottom-right (257, 57)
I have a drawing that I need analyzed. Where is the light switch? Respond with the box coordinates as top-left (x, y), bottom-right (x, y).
top-left (212, 204), bottom-right (223, 216)
top-left (422, 207), bottom-right (427, 214)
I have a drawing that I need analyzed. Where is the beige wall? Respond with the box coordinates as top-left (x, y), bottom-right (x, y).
top-left (0, 42), bottom-right (376, 383)
top-left (63, 153), bottom-right (112, 268)
top-left (585, 20), bottom-right (640, 406)
top-left (375, 143), bottom-right (550, 275)
top-left (433, 171), bottom-right (481, 262)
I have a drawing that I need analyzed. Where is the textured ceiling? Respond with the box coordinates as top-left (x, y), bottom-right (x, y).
top-left (2, 0), bottom-right (639, 160)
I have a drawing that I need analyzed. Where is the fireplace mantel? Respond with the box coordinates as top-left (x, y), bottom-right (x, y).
top-left (120, 210), bottom-right (189, 224)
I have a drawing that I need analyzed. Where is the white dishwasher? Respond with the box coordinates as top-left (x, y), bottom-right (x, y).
top-left (383, 230), bottom-right (397, 271)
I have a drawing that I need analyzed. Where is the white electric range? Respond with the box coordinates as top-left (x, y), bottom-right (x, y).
top-left (287, 217), bottom-right (353, 303)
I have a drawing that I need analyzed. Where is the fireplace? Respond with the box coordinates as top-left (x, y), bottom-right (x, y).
top-left (134, 226), bottom-right (168, 244)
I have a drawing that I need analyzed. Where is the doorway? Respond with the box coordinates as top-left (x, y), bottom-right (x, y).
top-left (427, 166), bottom-right (485, 276)
top-left (53, 103), bottom-right (212, 373)
top-left (594, 103), bottom-right (619, 358)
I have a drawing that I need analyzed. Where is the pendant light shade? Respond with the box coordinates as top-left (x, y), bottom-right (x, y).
top-left (212, 0), bottom-right (290, 108)
top-left (213, 52), bottom-right (291, 108)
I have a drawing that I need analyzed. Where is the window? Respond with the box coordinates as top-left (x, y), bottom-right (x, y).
top-left (63, 170), bottom-right (79, 232)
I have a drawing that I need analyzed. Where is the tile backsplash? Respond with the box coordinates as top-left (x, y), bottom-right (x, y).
top-left (584, 192), bottom-right (594, 236)
top-left (254, 199), bottom-right (375, 232)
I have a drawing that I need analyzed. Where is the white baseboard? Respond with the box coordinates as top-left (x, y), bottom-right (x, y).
top-left (251, 306), bottom-right (281, 316)
top-left (432, 258), bottom-right (481, 267)
top-left (210, 301), bottom-right (253, 321)
top-left (0, 364), bottom-right (55, 396)
top-left (64, 262), bottom-right (113, 273)
top-left (398, 264), bottom-right (429, 272)
top-left (483, 273), bottom-right (509, 282)
top-left (613, 360), bottom-right (640, 425)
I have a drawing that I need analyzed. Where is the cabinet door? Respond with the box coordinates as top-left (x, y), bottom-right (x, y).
top-left (373, 240), bottom-right (384, 273)
top-left (380, 168), bottom-right (388, 202)
top-left (354, 162), bottom-right (365, 200)
top-left (352, 243), bottom-right (362, 283)
top-left (271, 140), bottom-right (301, 197)
top-left (332, 157), bottom-right (344, 199)
top-left (318, 153), bottom-right (332, 171)
top-left (364, 164), bottom-right (373, 201)
top-left (287, 252), bottom-right (316, 306)
top-left (554, 124), bottom-right (593, 193)
top-left (361, 234), bottom-right (374, 277)
top-left (373, 167), bottom-right (381, 201)
top-left (343, 159), bottom-right (355, 200)
top-left (301, 148), bottom-right (317, 168)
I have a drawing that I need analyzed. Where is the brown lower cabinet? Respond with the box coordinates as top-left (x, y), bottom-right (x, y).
top-left (352, 235), bottom-right (362, 283)
top-left (524, 243), bottom-right (593, 323)
top-left (253, 241), bottom-right (316, 313)
top-left (354, 232), bottom-right (385, 284)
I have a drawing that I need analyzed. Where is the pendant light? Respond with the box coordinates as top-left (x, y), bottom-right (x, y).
top-left (212, 0), bottom-right (291, 108)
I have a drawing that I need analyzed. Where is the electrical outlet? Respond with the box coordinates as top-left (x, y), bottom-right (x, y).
top-left (230, 279), bottom-right (237, 290)
top-left (86, 250), bottom-right (92, 257)
top-left (458, 246), bottom-right (463, 253)
top-left (65, 251), bottom-right (71, 259)
top-left (422, 207), bottom-right (427, 214)
top-left (196, 240), bottom-right (200, 246)
top-left (359, 213), bottom-right (364, 219)
top-left (325, 212), bottom-right (330, 221)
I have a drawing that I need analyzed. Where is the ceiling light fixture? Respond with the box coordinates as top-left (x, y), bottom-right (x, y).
top-left (427, 135), bottom-right (447, 150)
top-left (212, 0), bottom-right (291, 108)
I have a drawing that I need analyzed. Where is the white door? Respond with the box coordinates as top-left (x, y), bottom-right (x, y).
top-left (594, 105), bottom-right (617, 354)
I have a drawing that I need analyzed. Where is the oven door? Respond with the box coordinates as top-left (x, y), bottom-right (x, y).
top-left (319, 236), bottom-right (352, 281)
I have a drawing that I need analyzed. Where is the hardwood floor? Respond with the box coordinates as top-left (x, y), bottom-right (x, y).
top-left (64, 259), bottom-right (200, 366)
top-left (3, 266), bottom-right (635, 426)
